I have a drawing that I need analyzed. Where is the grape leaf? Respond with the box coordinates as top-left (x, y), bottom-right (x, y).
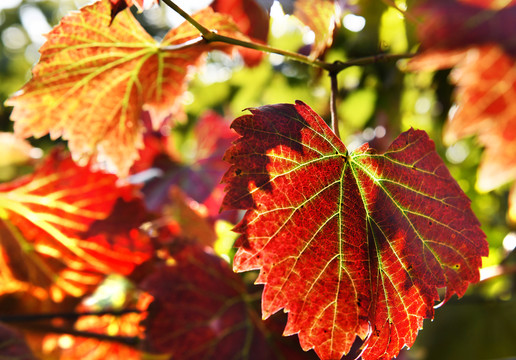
top-left (140, 246), bottom-right (280, 360)
top-left (293, 0), bottom-right (342, 59)
top-left (6, 0), bottom-right (245, 176)
top-left (410, 1), bottom-right (516, 192)
top-left (53, 312), bottom-right (143, 360)
top-left (138, 110), bottom-right (237, 218)
top-left (211, 0), bottom-right (269, 66)
top-left (0, 149), bottom-right (152, 301)
top-left (414, 0), bottom-right (516, 55)
top-left (221, 101), bottom-right (488, 360)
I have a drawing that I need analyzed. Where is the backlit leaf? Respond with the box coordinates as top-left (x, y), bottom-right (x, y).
top-left (140, 246), bottom-right (279, 359)
top-left (414, 0), bottom-right (516, 55)
top-left (139, 110), bottom-right (237, 218)
top-left (211, 0), bottom-right (269, 66)
top-left (293, 0), bottom-right (342, 59)
top-left (410, 1), bottom-right (516, 192)
top-left (222, 101), bottom-right (488, 360)
top-left (6, 0), bottom-right (245, 176)
top-left (0, 149), bottom-right (152, 301)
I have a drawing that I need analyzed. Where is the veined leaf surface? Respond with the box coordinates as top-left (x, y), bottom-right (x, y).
top-left (6, 0), bottom-right (244, 176)
top-left (0, 150), bottom-right (152, 301)
top-left (222, 101), bottom-right (488, 360)
top-left (141, 246), bottom-right (279, 359)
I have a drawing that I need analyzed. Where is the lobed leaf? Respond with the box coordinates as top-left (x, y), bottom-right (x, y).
top-left (140, 246), bottom-right (279, 359)
top-left (6, 0), bottom-right (245, 176)
top-left (222, 101), bottom-right (488, 360)
top-left (410, 1), bottom-right (516, 192)
top-left (0, 149), bottom-right (152, 301)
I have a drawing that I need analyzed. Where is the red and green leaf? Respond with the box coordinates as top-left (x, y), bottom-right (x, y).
top-left (222, 101), bottom-right (488, 360)
top-left (140, 246), bottom-right (279, 359)
top-left (6, 0), bottom-right (245, 176)
top-left (0, 149), bottom-right (152, 301)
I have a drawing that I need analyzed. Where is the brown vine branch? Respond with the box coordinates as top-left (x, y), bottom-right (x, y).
top-left (160, 0), bottom-right (415, 74)
top-left (22, 323), bottom-right (140, 346)
top-left (0, 309), bottom-right (142, 323)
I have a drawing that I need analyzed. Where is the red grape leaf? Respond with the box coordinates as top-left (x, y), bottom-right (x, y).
top-left (221, 101), bottom-right (488, 360)
top-left (163, 187), bottom-right (217, 248)
top-left (410, 1), bottom-right (516, 192)
top-left (6, 0), bottom-right (245, 176)
top-left (211, 0), bottom-right (269, 66)
top-left (0, 323), bottom-right (37, 360)
top-left (137, 110), bottom-right (237, 219)
top-left (140, 246), bottom-right (280, 359)
top-left (414, 0), bottom-right (516, 55)
top-left (50, 311), bottom-right (144, 360)
top-left (0, 149), bottom-right (152, 301)
top-left (293, 0), bottom-right (342, 59)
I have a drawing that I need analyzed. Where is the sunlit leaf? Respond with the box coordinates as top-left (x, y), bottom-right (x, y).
top-left (0, 149), bottom-right (152, 301)
top-left (293, 0), bottom-right (342, 59)
top-left (6, 0), bottom-right (245, 176)
top-left (222, 101), bottom-right (488, 360)
top-left (211, 0), bottom-right (269, 66)
top-left (410, 1), bottom-right (516, 193)
top-left (414, 0), bottom-right (516, 55)
top-left (140, 246), bottom-right (280, 360)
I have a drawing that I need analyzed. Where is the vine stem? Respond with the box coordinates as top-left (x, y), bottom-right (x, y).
top-left (21, 323), bottom-right (140, 346)
top-left (160, 0), bottom-right (415, 75)
top-left (0, 309), bottom-right (142, 323)
top-left (479, 264), bottom-right (516, 282)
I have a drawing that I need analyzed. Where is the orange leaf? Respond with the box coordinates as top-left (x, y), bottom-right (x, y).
top-left (6, 0), bottom-right (245, 176)
top-left (294, 0), bottom-right (342, 59)
top-left (0, 133), bottom-right (39, 168)
top-left (0, 149), bottom-right (152, 301)
top-left (410, 1), bottom-right (516, 192)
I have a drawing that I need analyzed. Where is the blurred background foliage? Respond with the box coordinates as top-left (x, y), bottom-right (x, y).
top-left (0, 0), bottom-right (515, 359)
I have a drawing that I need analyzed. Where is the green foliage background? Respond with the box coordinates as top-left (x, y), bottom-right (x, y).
top-left (0, 1), bottom-right (514, 359)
